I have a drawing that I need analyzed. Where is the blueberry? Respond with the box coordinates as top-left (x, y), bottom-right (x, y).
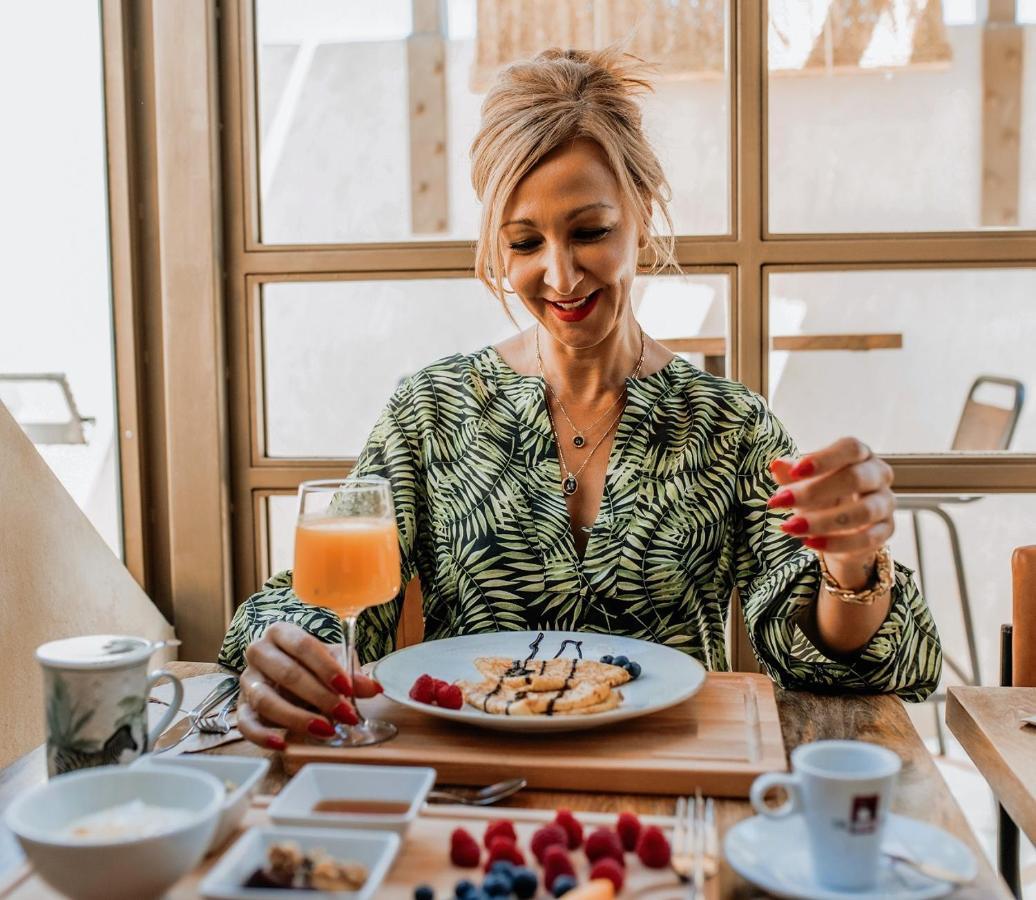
top-left (454, 880), bottom-right (476, 898)
top-left (511, 868), bottom-right (538, 899)
top-left (482, 874), bottom-right (511, 897)
top-left (624, 660), bottom-right (642, 679)
top-left (414, 887), bottom-right (435, 900)
top-left (599, 654), bottom-right (614, 665)
top-left (488, 860), bottom-right (515, 881)
top-left (552, 874), bottom-right (578, 897)
top-left (612, 654), bottom-right (629, 668)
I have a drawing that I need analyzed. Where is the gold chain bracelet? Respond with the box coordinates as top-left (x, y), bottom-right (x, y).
top-left (819, 545), bottom-right (894, 606)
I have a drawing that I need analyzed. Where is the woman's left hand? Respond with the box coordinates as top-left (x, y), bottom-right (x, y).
top-left (767, 436), bottom-right (895, 578)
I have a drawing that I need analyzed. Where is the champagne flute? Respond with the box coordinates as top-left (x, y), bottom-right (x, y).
top-left (293, 477), bottom-right (401, 746)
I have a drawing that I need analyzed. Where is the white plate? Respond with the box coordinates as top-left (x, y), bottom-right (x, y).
top-left (371, 630), bottom-right (706, 732)
top-left (199, 825), bottom-right (399, 900)
top-left (724, 811), bottom-right (978, 900)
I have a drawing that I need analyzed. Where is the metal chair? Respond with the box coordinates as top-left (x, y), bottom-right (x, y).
top-left (997, 545), bottom-right (1036, 898)
top-left (899, 376), bottom-right (1025, 754)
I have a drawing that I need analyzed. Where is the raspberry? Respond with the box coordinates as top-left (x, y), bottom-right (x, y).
top-left (635, 825), bottom-right (671, 868)
top-left (409, 673), bottom-right (436, 704)
top-left (542, 845), bottom-right (576, 894)
top-left (584, 827), bottom-right (624, 864)
top-left (530, 823), bottom-right (568, 863)
top-left (589, 857), bottom-right (625, 892)
top-left (431, 677), bottom-right (449, 694)
top-left (483, 819), bottom-right (518, 848)
top-left (553, 808), bottom-right (584, 849)
top-left (615, 810), bottom-right (641, 852)
top-left (484, 836), bottom-right (525, 870)
top-left (436, 683), bottom-right (464, 710)
top-left (449, 827), bottom-right (481, 868)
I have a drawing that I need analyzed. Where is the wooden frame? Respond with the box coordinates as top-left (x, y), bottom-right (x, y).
top-left (219, 1), bottom-right (1036, 668)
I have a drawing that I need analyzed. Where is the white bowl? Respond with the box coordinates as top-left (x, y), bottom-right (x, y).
top-left (267, 763), bottom-right (435, 836)
top-left (5, 766), bottom-right (223, 900)
top-left (131, 754), bottom-right (270, 850)
top-left (200, 825), bottom-right (399, 900)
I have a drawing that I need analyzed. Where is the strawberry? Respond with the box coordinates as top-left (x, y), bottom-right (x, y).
top-left (615, 811), bottom-right (641, 852)
top-left (554, 808), bottom-right (584, 849)
top-left (409, 674), bottom-right (436, 705)
top-left (584, 828), bottom-right (624, 865)
top-left (542, 844), bottom-right (576, 891)
top-left (589, 857), bottom-right (625, 893)
top-left (531, 823), bottom-right (569, 863)
top-left (484, 836), bottom-right (526, 870)
top-left (449, 827), bottom-right (481, 868)
top-left (635, 825), bottom-right (671, 869)
top-left (436, 682), bottom-right (464, 710)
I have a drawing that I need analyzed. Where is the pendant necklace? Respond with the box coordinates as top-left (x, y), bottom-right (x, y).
top-left (546, 400), bottom-right (625, 495)
top-left (536, 326), bottom-right (646, 448)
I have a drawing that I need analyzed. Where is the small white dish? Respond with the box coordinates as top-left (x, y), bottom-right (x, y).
top-left (132, 753), bottom-right (270, 850)
top-left (4, 766), bottom-right (223, 900)
top-left (724, 811), bottom-right (978, 900)
top-left (268, 763), bottom-right (435, 837)
top-left (372, 630), bottom-right (706, 733)
top-left (199, 825), bottom-right (399, 900)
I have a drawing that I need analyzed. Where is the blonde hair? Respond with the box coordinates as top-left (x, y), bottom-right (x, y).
top-left (470, 46), bottom-right (677, 307)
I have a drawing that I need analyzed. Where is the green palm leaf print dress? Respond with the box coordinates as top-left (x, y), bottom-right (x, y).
top-left (219, 348), bottom-right (941, 701)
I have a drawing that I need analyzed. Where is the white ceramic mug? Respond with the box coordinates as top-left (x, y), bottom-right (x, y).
top-left (750, 739), bottom-right (901, 891)
top-left (36, 634), bottom-right (183, 777)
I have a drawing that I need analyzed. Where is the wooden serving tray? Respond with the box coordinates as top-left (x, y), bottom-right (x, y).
top-left (3, 803), bottom-right (699, 899)
top-left (285, 673), bottom-right (786, 798)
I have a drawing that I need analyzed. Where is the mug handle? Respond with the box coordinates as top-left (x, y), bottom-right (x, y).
top-left (750, 771), bottom-right (801, 819)
top-left (145, 669), bottom-right (184, 750)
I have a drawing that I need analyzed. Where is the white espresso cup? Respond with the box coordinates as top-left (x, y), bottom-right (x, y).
top-left (750, 739), bottom-right (901, 891)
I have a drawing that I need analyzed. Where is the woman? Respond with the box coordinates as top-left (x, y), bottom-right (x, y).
top-left (220, 48), bottom-right (941, 750)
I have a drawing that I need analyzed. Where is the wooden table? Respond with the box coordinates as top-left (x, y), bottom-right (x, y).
top-left (946, 686), bottom-right (1036, 845)
top-left (0, 663), bottom-right (1008, 898)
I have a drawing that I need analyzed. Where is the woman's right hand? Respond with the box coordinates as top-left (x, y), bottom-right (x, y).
top-left (236, 622), bottom-right (382, 750)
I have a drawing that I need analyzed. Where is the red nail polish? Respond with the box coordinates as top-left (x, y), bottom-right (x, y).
top-left (768, 459), bottom-right (782, 474)
top-left (266, 735), bottom-right (286, 751)
top-left (307, 718), bottom-right (335, 738)
top-left (373, 680), bottom-right (384, 695)
top-left (804, 536), bottom-right (828, 550)
top-left (790, 458), bottom-right (816, 478)
top-left (781, 516), bottom-right (809, 535)
top-left (332, 702), bottom-right (359, 726)
top-left (767, 489), bottom-right (795, 509)
top-left (331, 674), bottom-right (352, 696)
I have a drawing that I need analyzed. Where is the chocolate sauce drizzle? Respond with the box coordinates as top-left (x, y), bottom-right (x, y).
top-left (483, 632), bottom-right (586, 716)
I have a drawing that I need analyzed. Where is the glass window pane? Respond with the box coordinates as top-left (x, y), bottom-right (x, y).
top-left (255, 0), bottom-right (730, 244)
top-left (0, 5), bottom-right (122, 556)
top-left (767, 269), bottom-right (1036, 455)
top-left (767, 5), bottom-right (1036, 231)
top-left (266, 493), bottom-right (297, 578)
top-left (261, 273), bottom-right (729, 458)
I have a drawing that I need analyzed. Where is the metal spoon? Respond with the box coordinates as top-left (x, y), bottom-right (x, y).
top-left (883, 847), bottom-right (975, 887)
top-left (427, 778), bottom-right (527, 806)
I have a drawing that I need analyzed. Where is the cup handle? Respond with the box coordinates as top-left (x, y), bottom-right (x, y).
top-left (146, 669), bottom-right (184, 750)
top-left (750, 771), bottom-right (801, 819)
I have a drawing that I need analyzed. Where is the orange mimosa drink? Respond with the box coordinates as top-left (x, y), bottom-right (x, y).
top-left (293, 516), bottom-right (401, 617)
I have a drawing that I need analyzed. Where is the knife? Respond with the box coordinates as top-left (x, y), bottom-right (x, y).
top-left (152, 676), bottom-right (239, 752)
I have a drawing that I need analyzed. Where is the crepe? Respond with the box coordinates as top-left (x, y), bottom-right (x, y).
top-left (458, 678), bottom-right (616, 716)
top-left (473, 656), bottom-right (631, 691)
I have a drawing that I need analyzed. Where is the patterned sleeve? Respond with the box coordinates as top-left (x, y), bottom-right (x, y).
top-left (732, 393), bottom-right (942, 702)
top-left (217, 381), bottom-right (423, 670)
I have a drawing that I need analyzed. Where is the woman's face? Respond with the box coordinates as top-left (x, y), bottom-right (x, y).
top-left (500, 138), bottom-right (642, 351)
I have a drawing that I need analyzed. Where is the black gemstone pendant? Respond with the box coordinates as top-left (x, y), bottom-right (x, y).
top-left (562, 475), bottom-right (578, 495)
top-left (572, 434), bottom-right (586, 448)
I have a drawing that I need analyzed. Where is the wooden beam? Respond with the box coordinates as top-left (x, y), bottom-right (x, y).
top-left (981, 14), bottom-right (1023, 226)
top-left (660, 333), bottom-right (904, 354)
top-left (407, 0), bottom-right (449, 234)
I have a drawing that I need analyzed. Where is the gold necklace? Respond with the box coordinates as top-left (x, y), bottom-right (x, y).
top-left (546, 397), bottom-right (626, 496)
top-left (536, 326), bottom-right (646, 448)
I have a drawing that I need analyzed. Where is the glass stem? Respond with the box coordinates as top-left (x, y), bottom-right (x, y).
top-left (342, 614), bottom-right (365, 726)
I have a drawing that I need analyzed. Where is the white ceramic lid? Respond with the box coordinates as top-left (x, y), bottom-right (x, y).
top-left (35, 634), bottom-right (156, 670)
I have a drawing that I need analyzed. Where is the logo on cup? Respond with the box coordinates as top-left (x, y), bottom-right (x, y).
top-left (847, 794), bottom-right (880, 834)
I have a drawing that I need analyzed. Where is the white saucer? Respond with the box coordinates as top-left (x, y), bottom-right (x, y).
top-left (724, 811), bottom-right (978, 900)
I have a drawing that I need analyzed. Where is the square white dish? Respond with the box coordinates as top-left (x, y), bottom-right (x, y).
top-left (199, 825), bottom-right (399, 900)
top-left (267, 763), bottom-right (435, 836)
top-left (132, 754), bottom-right (270, 849)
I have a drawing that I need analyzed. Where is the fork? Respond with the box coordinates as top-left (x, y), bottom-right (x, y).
top-left (197, 682), bottom-right (240, 734)
top-left (671, 789), bottom-right (719, 897)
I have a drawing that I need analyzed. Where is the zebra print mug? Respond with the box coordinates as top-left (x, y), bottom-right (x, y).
top-left (35, 634), bottom-right (183, 777)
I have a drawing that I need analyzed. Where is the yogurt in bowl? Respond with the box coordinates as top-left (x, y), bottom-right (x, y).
top-left (5, 766), bottom-right (223, 900)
